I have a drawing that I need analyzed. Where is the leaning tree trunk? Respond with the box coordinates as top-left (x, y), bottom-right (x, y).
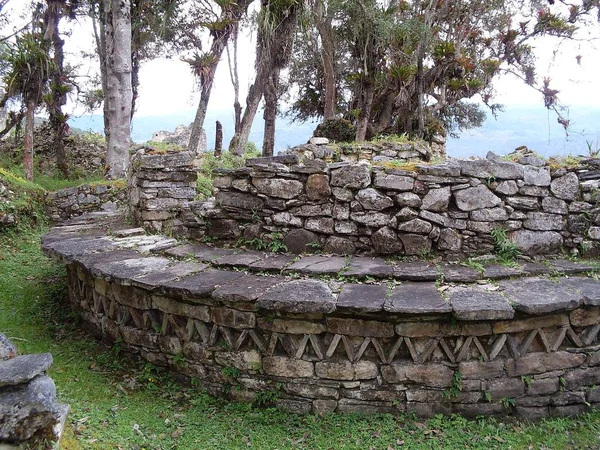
top-left (24, 100), bottom-right (35, 181)
top-left (355, 79), bottom-right (374, 141)
top-left (228, 75), bottom-right (265, 156)
top-left (104, 0), bottom-right (132, 179)
top-left (262, 74), bottom-right (278, 156)
top-left (91, 0), bottom-right (110, 146)
top-left (314, 0), bottom-right (336, 120)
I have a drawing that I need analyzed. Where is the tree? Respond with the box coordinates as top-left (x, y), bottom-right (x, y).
top-left (182, 0), bottom-right (255, 154)
top-left (286, 0), bottom-right (600, 142)
top-left (103, 0), bottom-right (132, 179)
top-left (228, 0), bottom-right (302, 156)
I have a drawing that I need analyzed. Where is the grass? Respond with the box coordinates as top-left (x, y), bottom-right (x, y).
top-left (1, 229), bottom-right (600, 449)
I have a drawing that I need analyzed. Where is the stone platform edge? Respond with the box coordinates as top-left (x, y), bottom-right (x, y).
top-left (41, 211), bottom-right (600, 419)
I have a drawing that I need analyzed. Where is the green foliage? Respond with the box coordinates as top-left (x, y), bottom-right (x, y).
top-left (490, 228), bottom-right (521, 263)
top-left (443, 371), bottom-right (463, 399)
top-left (501, 397), bottom-right (516, 409)
top-left (0, 167), bottom-right (48, 231)
top-left (313, 118), bottom-right (356, 142)
top-left (254, 385), bottom-right (281, 407)
top-left (221, 366), bottom-right (241, 379)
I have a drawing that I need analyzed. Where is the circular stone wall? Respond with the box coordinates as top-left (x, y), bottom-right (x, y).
top-left (44, 213), bottom-right (600, 419)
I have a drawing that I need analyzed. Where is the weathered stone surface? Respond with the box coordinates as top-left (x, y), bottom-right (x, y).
top-left (272, 212), bottom-right (303, 227)
top-left (336, 284), bottom-right (387, 312)
top-left (294, 256), bottom-right (348, 275)
top-left (421, 187), bottom-right (451, 212)
top-left (506, 352), bottom-right (585, 377)
top-left (350, 212), bottom-right (390, 227)
top-left (0, 375), bottom-right (63, 442)
top-left (398, 218), bottom-right (433, 234)
top-left (509, 230), bottom-right (563, 254)
top-left (315, 361), bottom-right (378, 381)
top-left (500, 277), bottom-right (583, 314)
top-left (0, 354), bottom-right (53, 388)
top-left (305, 217), bottom-right (335, 234)
top-left (334, 221), bottom-right (359, 235)
top-left (528, 378), bottom-right (559, 396)
top-left (559, 277), bottom-right (600, 306)
top-left (506, 196), bottom-right (539, 210)
top-left (395, 192), bottom-right (422, 208)
top-left (331, 165), bottom-right (371, 189)
top-left (589, 227), bottom-right (600, 240)
top-left (454, 185), bottom-right (501, 212)
top-left (162, 270), bottom-right (245, 299)
top-left (563, 366), bottom-right (600, 389)
top-left (371, 227), bottom-right (403, 254)
top-left (344, 257), bottom-right (394, 277)
top-left (331, 187), bottom-right (354, 201)
top-left (495, 180), bottom-right (519, 195)
top-left (374, 173), bottom-right (414, 191)
top-left (284, 383), bottom-right (338, 400)
top-left (215, 350), bottom-right (261, 372)
top-left (393, 262), bottom-right (439, 281)
top-left (356, 188), bottom-right (394, 210)
top-left (257, 318), bottom-right (325, 334)
top-left (248, 253), bottom-right (296, 271)
top-left (0, 333), bottom-right (16, 361)
top-left (327, 317), bottom-right (394, 338)
top-left (470, 207), bottom-right (508, 222)
top-left (215, 191), bottom-right (264, 211)
top-left (386, 282), bottom-right (450, 314)
top-left (283, 229), bottom-right (320, 254)
top-left (252, 177), bottom-right (304, 199)
top-left (211, 307), bottom-right (256, 329)
top-left (306, 174), bottom-right (331, 201)
top-left (551, 172), bottom-right (580, 200)
top-left (437, 229), bottom-right (462, 251)
top-left (405, 363), bottom-right (454, 388)
top-left (131, 261), bottom-right (207, 290)
top-left (523, 166), bottom-right (551, 186)
top-left (263, 356), bottom-right (314, 378)
top-left (523, 212), bottom-right (565, 231)
top-left (542, 197), bottom-right (568, 214)
top-left (324, 236), bottom-right (356, 255)
top-left (492, 314), bottom-right (567, 334)
top-left (139, 151), bottom-right (194, 169)
top-left (459, 360), bottom-right (504, 380)
top-left (439, 265), bottom-right (481, 282)
top-left (485, 378), bottom-right (525, 400)
top-left (399, 234), bottom-right (432, 256)
top-left (459, 160), bottom-right (524, 179)
top-left (257, 280), bottom-right (335, 313)
top-left (447, 287), bottom-right (514, 320)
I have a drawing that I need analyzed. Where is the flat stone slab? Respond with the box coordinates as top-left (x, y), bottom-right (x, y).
top-left (256, 280), bottom-right (336, 313)
top-left (547, 259), bottom-right (599, 274)
top-left (284, 255), bottom-right (333, 272)
top-left (0, 333), bottom-right (16, 361)
top-left (500, 277), bottom-right (584, 314)
top-left (248, 254), bottom-right (297, 271)
top-left (440, 264), bottom-right (481, 282)
top-left (291, 256), bottom-right (349, 275)
top-left (163, 243), bottom-right (235, 261)
top-left (520, 262), bottom-right (550, 276)
top-left (385, 282), bottom-right (450, 314)
top-left (557, 277), bottom-right (600, 306)
top-left (447, 287), bottom-right (514, 320)
top-left (214, 251), bottom-right (266, 267)
top-left (337, 284), bottom-right (387, 313)
top-left (344, 257), bottom-right (393, 278)
top-left (131, 261), bottom-right (208, 290)
top-left (0, 354), bottom-right (53, 387)
top-left (43, 236), bottom-right (117, 263)
top-left (212, 275), bottom-right (285, 305)
top-left (393, 262), bottom-right (439, 281)
top-left (72, 248), bottom-right (143, 267)
top-left (161, 270), bottom-right (245, 299)
top-left (90, 257), bottom-right (172, 283)
top-left (483, 264), bottom-right (525, 280)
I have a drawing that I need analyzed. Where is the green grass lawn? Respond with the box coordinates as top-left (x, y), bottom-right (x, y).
top-left (2, 228), bottom-right (600, 449)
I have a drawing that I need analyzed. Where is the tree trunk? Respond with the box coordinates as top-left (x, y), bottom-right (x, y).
top-left (416, 46), bottom-right (425, 138)
top-left (228, 77), bottom-right (264, 156)
top-left (262, 74), bottom-right (278, 157)
top-left (104, 0), bottom-right (132, 179)
top-left (91, 0), bottom-right (110, 144)
top-left (314, 0), bottom-right (335, 120)
top-left (355, 80), bottom-right (374, 141)
top-left (214, 120), bottom-right (223, 156)
top-left (24, 100), bottom-right (35, 181)
top-left (226, 23), bottom-right (242, 133)
top-left (45, 1), bottom-right (69, 178)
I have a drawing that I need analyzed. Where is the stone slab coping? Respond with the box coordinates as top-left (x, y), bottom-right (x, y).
top-left (42, 211), bottom-right (600, 321)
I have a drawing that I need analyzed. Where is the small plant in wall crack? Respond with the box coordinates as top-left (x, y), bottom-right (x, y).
top-left (221, 366), bottom-right (241, 379)
top-left (443, 371), bottom-right (462, 399)
top-left (490, 227), bottom-right (521, 263)
top-left (501, 397), bottom-right (516, 409)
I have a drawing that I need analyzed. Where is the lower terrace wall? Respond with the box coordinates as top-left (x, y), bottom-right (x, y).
top-left (66, 260), bottom-right (600, 418)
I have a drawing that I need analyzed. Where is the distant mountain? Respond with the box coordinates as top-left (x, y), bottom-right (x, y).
top-left (69, 104), bottom-right (600, 158)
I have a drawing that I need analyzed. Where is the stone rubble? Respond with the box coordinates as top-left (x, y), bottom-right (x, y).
top-left (0, 333), bottom-right (68, 447)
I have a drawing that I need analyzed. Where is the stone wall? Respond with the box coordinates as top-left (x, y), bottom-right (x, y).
top-left (47, 182), bottom-right (127, 222)
top-left (59, 251), bottom-right (600, 419)
top-left (128, 149), bottom-right (198, 234)
top-left (188, 155), bottom-right (600, 257)
top-left (0, 333), bottom-right (68, 447)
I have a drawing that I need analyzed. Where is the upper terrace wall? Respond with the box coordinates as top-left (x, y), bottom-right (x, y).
top-left (128, 149), bottom-right (600, 258)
